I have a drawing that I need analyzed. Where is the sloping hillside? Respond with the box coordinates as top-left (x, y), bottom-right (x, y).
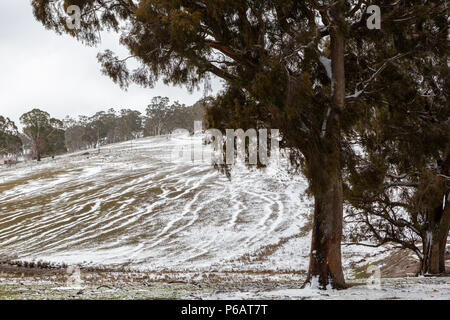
top-left (0, 134), bottom-right (314, 273)
top-left (1, 133), bottom-right (449, 299)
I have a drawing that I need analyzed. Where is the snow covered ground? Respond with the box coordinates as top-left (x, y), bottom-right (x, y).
top-left (203, 276), bottom-right (450, 300)
top-left (0, 133), bottom-right (312, 273)
top-left (0, 133), bottom-right (448, 299)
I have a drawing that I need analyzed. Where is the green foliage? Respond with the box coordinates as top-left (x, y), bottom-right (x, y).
top-left (144, 96), bottom-right (207, 136)
top-left (30, 0), bottom-right (448, 193)
top-left (64, 108), bottom-right (143, 151)
top-left (343, 29), bottom-right (450, 260)
top-left (20, 109), bottom-right (66, 159)
top-left (352, 264), bottom-right (374, 280)
top-left (0, 116), bottom-right (22, 156)
top-left (31, 0), bottom-right (449, 202)
top-left (62, 97), bottom-right (207, 152)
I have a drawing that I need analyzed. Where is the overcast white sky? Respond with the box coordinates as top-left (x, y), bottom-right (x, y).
top-left (0, 0), bottom-right (222, 127)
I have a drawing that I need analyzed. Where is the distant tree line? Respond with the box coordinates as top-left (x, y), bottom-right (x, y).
top-left (0, 96), bottom-right (208, 158)
top-left (143, 96), bottom-right (208, 136)
top-left (63, 108), bottom-right (144, 152)
top-left (0, 116), bottom-right (22, 157)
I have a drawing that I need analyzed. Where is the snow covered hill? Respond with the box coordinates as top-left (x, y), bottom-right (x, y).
top-left (0, 134), bottom-right (311, 272)
top-left (2, 133), bottom-right (450, 299)
top-left (0, 133), bottom-right (423, 278)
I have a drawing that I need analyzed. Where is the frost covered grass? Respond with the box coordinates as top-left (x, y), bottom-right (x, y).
top-left (0, 134), bottom-right (312, 273)
top-left (0, 266), bottom-right (448, 300)
top-left (0, 134), bottom-right (448, 299)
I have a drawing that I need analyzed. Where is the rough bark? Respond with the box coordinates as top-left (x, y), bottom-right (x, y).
top-left (437, 200), bottom-right (449, 273)
top-left (438, 228), bottom-right (448, 273)
top-left (303, 28), bottom-right (346, 289)
top-left (420, 197), bottom-right (450, 275)
top-left (304, 158), bottom-right (346, 289)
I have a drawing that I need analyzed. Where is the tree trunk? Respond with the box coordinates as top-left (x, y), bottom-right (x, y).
top-left (302, 88), bottom-right (345, 288)
top-left (421, 229), bottom-right (441, 275)
top-left (438, 228), bottom-right (448, 273)
top-left (420, 196), bottom-right (449, 275)
top-left (304, 158), bottom-right (346, 289)
top-left (302, 14), bottom-right (347, 289)
top-left (36, 145), bottom-right (41, 161)
top-left (423, 229), bottom-right (440, 274)
top-left (437, 156), bottom-right (450, 273)
top-left (437, 197), bottom-right (449, 273)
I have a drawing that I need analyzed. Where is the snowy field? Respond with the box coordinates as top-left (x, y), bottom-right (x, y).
top-left (0, 133), bottom-right (313, 273)
top-left (0, 133), bottom-right (448, 299)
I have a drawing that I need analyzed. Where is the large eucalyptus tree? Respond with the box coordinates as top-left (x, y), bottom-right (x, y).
top-left (31, 0), bottom-right (447, 288)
